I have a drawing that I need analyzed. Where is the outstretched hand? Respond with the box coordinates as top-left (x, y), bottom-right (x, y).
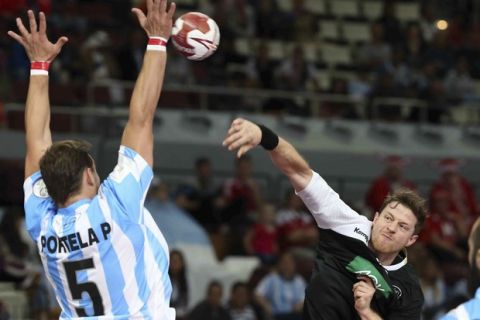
top-left (222, 118), bottom-right (262, 158)
top-left (132, 0), bottom-right (176, 39)
top-left (7, 10), bottom-right (68, 62)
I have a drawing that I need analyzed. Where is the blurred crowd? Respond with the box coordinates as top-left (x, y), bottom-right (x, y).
top-left (1, 152), bottom-right (478, 319)
top-left (1, 0), bottom-right (480, 122)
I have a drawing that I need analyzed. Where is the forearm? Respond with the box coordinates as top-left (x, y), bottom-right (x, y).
top-left (122, 50), bottom-right (166, 165)
top-left (358, 309), bottom-right (383, 320)
top-left (128, 51), bottom-right (166, 125)
top-left (268, 138), bottom-right (312, 191)
top-left (24, 74), bottom-right (53, 177)
top-left (25, 76), bottom-right (52, 147)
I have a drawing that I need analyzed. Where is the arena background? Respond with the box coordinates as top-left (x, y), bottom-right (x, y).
top-left (0, 0), bottom-right (479, 319)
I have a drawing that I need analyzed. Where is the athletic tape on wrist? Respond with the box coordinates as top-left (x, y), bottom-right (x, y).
top-left (258, 124), bottom-right (279, 150)
top-left (30, 61), bottom-right (50, 76)
top-left (147, 36), bottom-right (168, 52)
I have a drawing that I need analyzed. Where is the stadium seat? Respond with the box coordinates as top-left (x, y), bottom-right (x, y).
top-left (312, 70), bottom-right (332, 90)
top-left (321, 43), bottom-right (352, 67)
top-left (306, 0), bottom-right (327, 15)
top-left (342, 21), bottom-right (371, 43)
top-left (396, 2), bottom-right (420, 22)
top-left (267, 40), bottom-right (288, 60)
top-left (302, 42), bottom-right (321, 63)
top-left (318, 20), bottom-right (340, 40)
top-left (234, 38), bottom-right (251, 58)
top-left (362, 1), bottom-right (383, 20)
top-left (330, 0), bottom-right (360, 18)
top-left (277, 0), bottom-right (292, 11)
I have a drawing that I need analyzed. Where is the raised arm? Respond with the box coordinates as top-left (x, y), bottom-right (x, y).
top-left (222, 118), bottom-right (312, 191)
top-left (120, 0), bottom-right (175, 166)
top-left (7, 10), bottom-right (68, 178)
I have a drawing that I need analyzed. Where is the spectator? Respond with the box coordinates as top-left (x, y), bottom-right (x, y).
top-left (275, 45), bottom-right (318, 92)
top-left (286, 0), bottom-right (317, 42)
top-left (403, 22), bottom-right (427, 70)
top-left (146, 181), bottom-right (212, 247)
top-left (429, 158), bottom-right (478, 221)
top-left (181, 157), bottom-right (223, 231)
top-left (419, 2), bottom-right (438, 43)
top-left (246, 42), bottom-right (277, 89)
top-left (365, 155), bottom-right (416, 214)
top-left (244, 202), bottom-right (279, 265)
top-left (227, 282), bottom-right (259, 320)
top-left (254, 0), bottom-right (284, 39)
top-left (422, 189), bottom-right (468, 266)
top-left (377, 2), bottom-right (402, 45)
top-left (348, 67), bottom-right (372, 101)
top-left (188, 280), bottom-right (231, 320)
top-left (357, 21), bottom-right (391, 70)
top-left (221, 155), bottom-right (262, 226)
top-left (276, 190), bottom-right (318, 253)
top-left (444, 55), bottom-right (476, 102)
top-left (321, 77), bottom-right (356, 118)
top-left (254, 252), bottom-right (305, 320)
top-left (169, 250), bottom-right (189, 320)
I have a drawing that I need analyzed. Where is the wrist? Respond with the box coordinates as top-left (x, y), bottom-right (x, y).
top-left (30, 61), bottom-right (50, 76)
top-left (258, 124), bottom-right (279, 150)
top-left (147, 36), bottom-right (168, 52)
top-left (358, 308), bottom-right (379, 320)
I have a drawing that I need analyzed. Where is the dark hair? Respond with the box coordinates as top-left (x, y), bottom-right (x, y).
top-left (231, 281), bottom-right (248, 293)
top-left (0, 207), bottom-right (28, 258)
top-left (195, 157), bottom-right (210, 168)
top-left (379, 189), bottom-right (427, 234)
top-left (39, 140), bottom-right (94, 205)
top-left (207, 280), bottom-right (222, 294)
top-left (168, 250), bottom-right (188, 303)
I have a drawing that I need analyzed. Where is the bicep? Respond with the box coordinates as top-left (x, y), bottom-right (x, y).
top-left (121, 122), bottom-right (153, 167)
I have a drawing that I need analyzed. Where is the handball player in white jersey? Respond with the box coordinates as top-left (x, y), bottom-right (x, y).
top-left (9, 1), bottom-right (177, 318)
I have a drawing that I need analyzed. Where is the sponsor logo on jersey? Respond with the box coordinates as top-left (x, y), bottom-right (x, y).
top-left (346, 256), bottom-right (393, 299)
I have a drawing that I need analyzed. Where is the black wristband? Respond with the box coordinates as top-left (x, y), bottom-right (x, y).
top-left (258, 124), bottom-right (279, 150)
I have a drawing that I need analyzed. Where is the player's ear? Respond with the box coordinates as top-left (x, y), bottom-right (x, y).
top-left (373, 211), bottom-right (380, 222)
top-left (85, 167), bottom-right (96, 186)
top-left (405, 234), bottom-right (418, 248)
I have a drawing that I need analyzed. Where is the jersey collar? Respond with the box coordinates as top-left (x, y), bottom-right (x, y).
top-left (383, 249), bottom-right (408, 271)
top-left (57, 198), bottom-right (91, 215)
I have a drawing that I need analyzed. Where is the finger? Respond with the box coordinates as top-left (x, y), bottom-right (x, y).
top-left (38, 12), bottom-right (46, 34)
top-left (223, 131), bottom-right (244, 147)
top-left (7, 31), bottom-right (27, 46)
top-left (228, 124), bottom-right (241, 135)
top-left (233, 118), bottom-right (244, 126)
top-left (54, 36), bottom-right (69, 52)
top-left (159, 0), bottom-right (166, 12)
top-left (167, 2), bottom-right (176, 18)
top-left (237, 145), bottom-right (251, 158)
top-left (16, 17), bottom-right (30, 37)
top-left (131, 8), bottom-right (147, 25)
top-left (28, 10), bottom-right (38, 33)
top-left (146, 0), bottom-right (153, 12)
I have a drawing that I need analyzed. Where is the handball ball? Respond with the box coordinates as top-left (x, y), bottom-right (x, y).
top-left (171, 12), bottom-right (220, 61)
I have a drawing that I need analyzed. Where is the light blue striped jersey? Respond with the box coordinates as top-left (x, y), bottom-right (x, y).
top-left (255, 272), bottom-right (306, 315)
top-left (441, 287), bottom-right (480, 320)
top-left (24, 146), bottom-right (174, 320)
